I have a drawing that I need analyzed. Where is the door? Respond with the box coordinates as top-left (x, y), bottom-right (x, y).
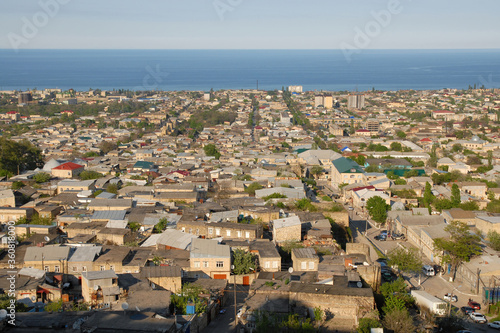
top-left (243, 276), bottom-right (250, 286)
top-left (213, 274), bottom-right (227, 280)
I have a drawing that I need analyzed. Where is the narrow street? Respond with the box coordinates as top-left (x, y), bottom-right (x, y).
top-left (203, 284), bottom-right (249, 333)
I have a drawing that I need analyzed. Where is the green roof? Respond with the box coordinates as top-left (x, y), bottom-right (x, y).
top-left (133, 161), bottom-right (154, 169)
top-left (332, 157), bottom-right (364, 174)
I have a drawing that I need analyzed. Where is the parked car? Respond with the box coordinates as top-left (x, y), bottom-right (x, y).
top-left (380, 230), bottom-right (388, 236)
top-left (444, 293), bottom-right (458, 302)
top-left (488, 321), bottom-right (500, 329)
top-left (422, 265), bottom-right (435, 276)
top-left (469, 312), bottom-right (487, 323)
top-left (468, 299), bottom-right (481, 310)
top-left (390, 232), bottom-right (405, 240)
top-left (381, 271), bottom-right (394, 282)
top-left (460, 306), bottom-right (474, 315)
top-left (374, 234), bottom-right (386, 241)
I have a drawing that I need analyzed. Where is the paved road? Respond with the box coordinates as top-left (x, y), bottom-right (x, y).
top-left (203, 284), bottom-right (249, 333)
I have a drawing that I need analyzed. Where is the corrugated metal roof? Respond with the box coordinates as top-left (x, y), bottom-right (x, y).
top-left (190, 238), bottom-right (230, 259)
top-left (157, 229), bottom-right (197, 250)
top-left (68, 246), bottom-right (102, 262)
top-left (92, 210), bottom-right (127, 221)
top-left (272, 215), bottom-right (301, 229)
top-left (82, 270), bottom-right (118, 280)
top-left (292, 247), bottom-right (318, 259)
top-left (24, 245), bottom-right (70, 262)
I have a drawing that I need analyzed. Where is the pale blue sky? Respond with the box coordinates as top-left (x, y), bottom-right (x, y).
top-left (1, 0), bottom-right (499, 49)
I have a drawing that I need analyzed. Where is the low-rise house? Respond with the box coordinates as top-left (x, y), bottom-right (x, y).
top-left (57, 179), bottom-right (96, 194)
top-left (189, 238), bottom-right (231, 279)
top-left (139, 266), bottom-right (182, 292)
top-left (23, 245), bottom-right (71, 272)
top-left (272, 215), bottom-right (302, 244)
top-left (292, 248), bottom-right (319, 272)
top-left (178, 219), bottom-right (263, 240)
top-left (0, 189), bottom-right (16, 207)
top-left (0, 207), bottom-right (34, 224)
top-left (81, 270), bottom-right (120, 305)
top-left (87, 199), bottom-right (133, 211)
top-left (93, 246), bottom-right (130, 273)
top-left (65, 221), bottom-right (107, 238)
top-left (442, 208), bottom-right (477, 226)
top-left (96, 228), bottom-right (133, 246)
top-left (331, 157), bottom-right (366, 187)
top-left (68, 245), bottom-right (102, 276)
top-left (238, 206), bottom-right (280, 223)
top-left (251, 239), bottom-right (281, 272)
top-left (51, 162), bottom-right (85, 179)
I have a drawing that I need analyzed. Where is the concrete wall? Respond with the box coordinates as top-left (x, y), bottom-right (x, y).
top-left (346, 243), bottom-right (372, 263)
top-left (323, 211), bottom-right (350, 227)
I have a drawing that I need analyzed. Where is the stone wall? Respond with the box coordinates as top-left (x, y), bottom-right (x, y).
top-left (324, 211), bottom-right (350, 227)
top-left (346, 243), bottom-right (372, 263)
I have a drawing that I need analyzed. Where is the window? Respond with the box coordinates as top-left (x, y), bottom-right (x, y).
top-left (100, 266), bottom-right (105, 271)
top-left (208, 228), bottom-right (213, 235)
top-left (226, 230), bottom-right (231, 237)
top-left (54, 266), bottom-right (60, 273)
top-left (72, 266), bottom-right (78, 272)
top-left (301, 262), bottom-right (307, 270)
top-left (245, 232), bottom-right (250, 238)
top-left (272, 261), bottom-right (278, 268)
top-left (265, 261), bottom-right (270, 268)
top-left (82, 266), bottom-right (87, 272)
top-left (181, 227), bottom-right (185, 232)
top-left (194, 261), bottom-right (200, 268)
top-left (44, 266), bottom-right (49, 272)
top-left (110, 265), bottom-right (115, 271)
top-left (215, 229), bottom-right (221, 236)
top-left (188, 228), bottom-right (192, 234)
top-left (216, 261), bottom-right (224, 268)
top-left (237, 231), bottom-right (242, 238)
top-left (308, 262), bottom-right (314, 270)
top-left (203, 261), bottom-right (209, 268)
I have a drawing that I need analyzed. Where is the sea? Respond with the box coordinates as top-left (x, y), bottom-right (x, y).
top-left (0, 49), bottom-right (499, 92)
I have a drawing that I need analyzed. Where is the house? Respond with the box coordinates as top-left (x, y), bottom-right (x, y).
top-left (0, 207), bottom-right (34, 224)
top-left (96, 228), bottom-right (133, 246)
top-left (0, 189), bottom-right (16, 207)
top-left (272, 215), bottom-right (302, 244)
top-left (65, 221), bottom-right (107, 238)
top-left (139, 266), bottom-right (182, 292)
top-left (178, 219), bottom-right (263, 240)
top-left (51, 162), bottom-right (85, 179)
top-left (81, 270), bottom-right (120, 305)
top-left (331, 157), bottom-right (366, 187)
top-left (238, 206), bottom-right (280, 223)
top-left (57, 179), bottom-right (96, 194)
top-left (87, 199), bottom-right (133, 211)
top-left (189, 238), bottom-right (231, 279)
top-left (251, 239), bottom-right (281, 272)
top-left (255, 187), bottom-right (306, 200)
top-left (93, 246), bottom-right (131, 273)
top-left (131, 160), bottom-right (155, 172)
top-left (23, 245), bottom-right (71, 272)
top-left (68, 245), bottom-right (102, 276)
top-left (352, 188), bottom-right (391, 209)
top-left (292, 248), bottom-right (319, 272)
top-left (442, 208), bottom-right (477, 226)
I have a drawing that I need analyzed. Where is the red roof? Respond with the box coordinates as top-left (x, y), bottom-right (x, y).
top-left (7, 111), bottom-right (18, 114)
top-left (352, 185), bottom-right (375, 192)
top-left (356, 129), bottom-right (370, 132)
top-left (52, 162), bottom-right (84, 171)
top-left (420, 138), bottom-right (432, 142)
top-left (168, 170), bottom-right (190, 176)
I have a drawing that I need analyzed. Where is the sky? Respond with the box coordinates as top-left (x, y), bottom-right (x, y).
top-left (1, 0), bottom-right (499, 50)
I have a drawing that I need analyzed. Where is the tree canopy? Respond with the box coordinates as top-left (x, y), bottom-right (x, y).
top-left (203, 144), bottom-right (221, 160)
top-left (0, 138), bottom-right (43, 175)
top-left (232, 249), bottom-right (257, 275)
top-left (387, 247), bottom-right (423, 275)
top-left (366, 196), bottom-right (389, 224)
top-left (434, 221), bottom-right (481, 279)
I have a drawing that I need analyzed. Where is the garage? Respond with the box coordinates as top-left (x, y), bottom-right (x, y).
top-left (213, 274), bottom-right (227, 280)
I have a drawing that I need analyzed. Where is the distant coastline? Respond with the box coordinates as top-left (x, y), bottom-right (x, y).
top-left (1, 49), bottom-right (499, 92)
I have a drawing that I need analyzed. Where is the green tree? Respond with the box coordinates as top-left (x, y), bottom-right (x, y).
top-left (382, 308), bottom-right (416, 333)
top-left (128, 222), bottom-right (141, 232)
top-left (99, 141), bottom-right (117, 154)
top-left (45, 299), bottom-right (63, 312)
top-left (79, 170), bottom-right (103, 180)
top-left (11, 181), bottom-right (25, 190)
top-left (0, 295), bottom-right (27, 313)
top-left (396, 131), bottom-right (407, 139)
top-left (390, 142), bottom-right (402, 151)
top-left (106, 183), bottom-right (119, 194)
top-left (232, 249), bottom-right (257, 275)
top-left (310, 165), bottom-right (324, 179)
top-left (387, 247), bottom-right (423, 275)
top-left (0, 138), bottom-right (44, 175)
top-left (451, 183), bottom-right (461, 207)
top-left (33, 172), bottom-right (51, 183)
top-left (203, 144), bottom-right (221, 160)
top-left (170, 283), bottom-right (208, 315)
top-left (434, 221), bottom-right (482, 280)
top-left (403, 169), bottom-right (419, 178)
top-left (154, 217), bottom-right (168, 233)
top-left (357, 318), bottom-right (382, 333)
top-left (366, 196), bottom-right (389, 224)
top-left (487, 231), bottom-right (500, 251)
top-left (423, 181), bottom-right (434, 209)
top-left (245, 182), bottom-right (263, 196)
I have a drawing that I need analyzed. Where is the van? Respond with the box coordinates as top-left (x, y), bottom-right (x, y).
top-left (422, 265), bottom-right (435, 276)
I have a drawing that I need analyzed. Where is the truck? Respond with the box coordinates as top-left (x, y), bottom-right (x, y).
top-left (411, 290), bottom-right (447, 316)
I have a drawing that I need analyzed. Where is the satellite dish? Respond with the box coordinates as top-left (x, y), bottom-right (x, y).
top-left (44, 236), bottom-right (50, 242)
top-left (288, 267), bottom-right (294, 274)
top-left (94, 285), bottom-right (99, 291)
top-left (356, 282), bottom-right (363, 288)
top-left (0, 309), bottom-right (7, 319)
top-left (121, 303), bottom-right (129, 310)
top-left (230, 265), bottom-right (235, 270)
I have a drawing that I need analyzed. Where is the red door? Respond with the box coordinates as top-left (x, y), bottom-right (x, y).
top-left (213, 274), bottom-right (227, 280)
top-left (243, 276), bottom-right (250, 286)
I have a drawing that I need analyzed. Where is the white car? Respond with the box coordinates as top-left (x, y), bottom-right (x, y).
top-left (488, 320), bottom-right (500, 329)
top-left (469, 312), bottom-right (487, 323)
top-left (443, 293), bottom-right (458, 302)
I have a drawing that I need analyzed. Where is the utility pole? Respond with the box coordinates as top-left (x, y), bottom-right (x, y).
top-left (234, 273), bottom-right (237, 332)
top-left (476, 268), bottom-right (481, 295)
